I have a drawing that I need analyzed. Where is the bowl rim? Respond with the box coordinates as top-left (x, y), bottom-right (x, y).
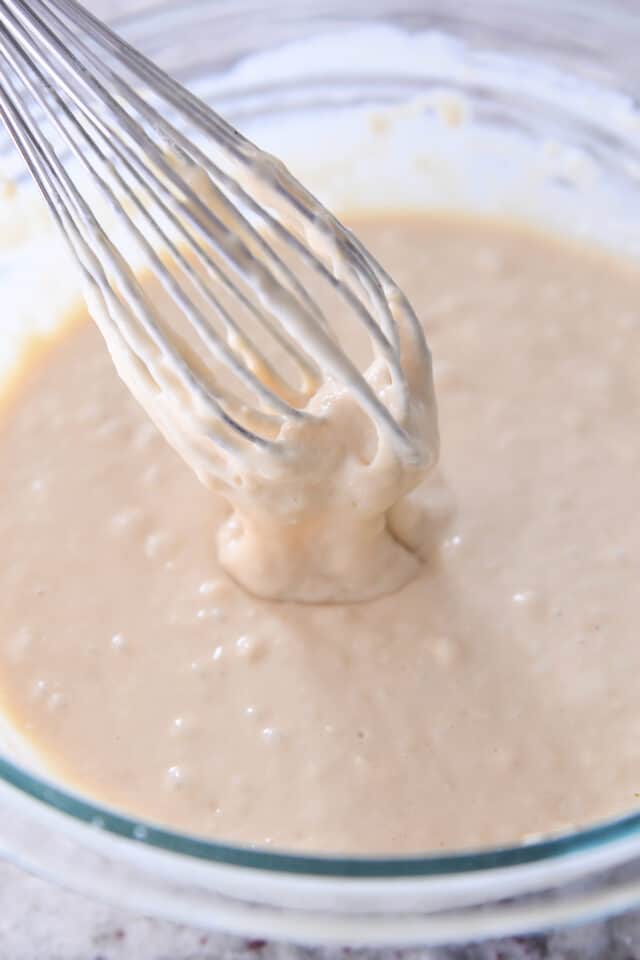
top-left (4, 748), bottom-right (640, 877)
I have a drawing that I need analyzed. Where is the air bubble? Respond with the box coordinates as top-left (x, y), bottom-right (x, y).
top-left (47, 691), bottom-right (66, 711)
top-left (32, 679), bottom-right (48, 699)
top-left (198, 580), bottom-right (224, 597)
top-left (144, 530), bottom-right (173, 561)
top-left (170, 716), bottom-right (191, 736)
top-left (512, 591), bottom-right (534, 606)
top-left (196, 607), bottom-right (223, 622)
top-left (261, 726), bottom-right (282, 743)
top-left (109, 508), bottom-right (143, 537)
top-left (164, 765), bottom-right (186, 790)
top-left (111, 633), bottom-right (127, 650)
top-left (235, 634), bottom-right (265, 660)
top-left (442, 534), bottom-right (462, 551)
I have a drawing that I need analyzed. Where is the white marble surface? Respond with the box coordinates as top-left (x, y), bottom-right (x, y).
top-left (1, 0), bottom-right (640, 956)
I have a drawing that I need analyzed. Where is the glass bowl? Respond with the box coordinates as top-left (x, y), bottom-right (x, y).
top-left (1, 0), bottom-right (640, 946)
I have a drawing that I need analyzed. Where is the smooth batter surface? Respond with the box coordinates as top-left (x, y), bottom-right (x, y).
top-left (1, 212), bottom-right (640, 853)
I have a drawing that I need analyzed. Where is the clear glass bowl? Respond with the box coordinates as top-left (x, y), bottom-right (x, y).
top-left (1, 0), bottom-right (640, 946)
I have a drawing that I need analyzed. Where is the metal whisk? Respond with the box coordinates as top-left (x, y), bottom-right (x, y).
top-left (0, 0), bottom-right (436, 489)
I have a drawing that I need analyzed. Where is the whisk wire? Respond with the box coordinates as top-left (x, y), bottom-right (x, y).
top-left (0, 0), bottom-right (433, 475)
top-left (0, 47), bottom-right (260, 462)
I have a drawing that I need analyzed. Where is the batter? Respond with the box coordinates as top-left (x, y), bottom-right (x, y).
top-left (1, 212), bottom-right (640, 853)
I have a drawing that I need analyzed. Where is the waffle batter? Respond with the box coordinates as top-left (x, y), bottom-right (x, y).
top-left (1, 212), bottom-right (639, 853)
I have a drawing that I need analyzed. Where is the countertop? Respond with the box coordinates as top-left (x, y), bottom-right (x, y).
top-left (1, 1), bottom-right (639, 956)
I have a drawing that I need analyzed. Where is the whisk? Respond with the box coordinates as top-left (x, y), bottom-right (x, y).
top-left (0, 0), bottom-right (437, 491)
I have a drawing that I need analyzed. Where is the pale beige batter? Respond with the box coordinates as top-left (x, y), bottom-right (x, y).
top-left (1, 212), bottom-right (640, 853)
